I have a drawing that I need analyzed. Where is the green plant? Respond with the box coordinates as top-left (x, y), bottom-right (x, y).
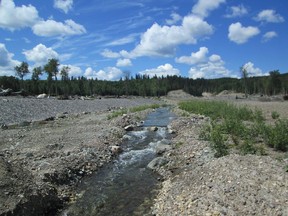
top-left (107, 109), bottom-right (127, 120)
top-left (263, 119), bottom-right (288, 151)
top-left (210, 125), bottom-right (228, 158)
top-left (239, 139), bottom-right (257, 155)
top-left (271, 111), bottom-right (280, 119)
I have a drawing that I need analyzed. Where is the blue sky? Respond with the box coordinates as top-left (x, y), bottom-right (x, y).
top-left (0, 0), bottom-right (287, 80)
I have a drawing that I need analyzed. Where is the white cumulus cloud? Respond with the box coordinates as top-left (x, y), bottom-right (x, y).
top-left (192, 0), bottom-right (226, 18)
top-left (225, 4), bottom-right (248, 18)
top-left (101, 49), bottom-right (121, 58)
top-left (184, 50), bottom-right (230, 79)
top-left (130, 15), bottom-right (213, 58)
top-left (84, 67), bottom-right (124, 81)
top-left (23, 44), bottom-right (59, 65)
top-left (254, 9), bottom-right (284, 23)
top-left (0, 0), bottom-right (39, 30)
top-left (175, 47), bottom-right (208, 65)
top-left (242, 62), bottom-right (267, 77)
top-left (165, 12), bottom-right (182, 25)
top-left (60, 64), bottom-right (83, 78)
top-left (116, 59), bottom-right (132, 67)
top-left (0, 43), bottom-right (21, 76)
top-left (262, 31), bottom-right (278, 42)
top-left (32, 19), bottom-right (86, 37)
top-left (54, 0), bottom-right (73, 13)
top-left (138, 64), bottom-right (180, 77)
top-left (228, 22), bottom-right (260, 44)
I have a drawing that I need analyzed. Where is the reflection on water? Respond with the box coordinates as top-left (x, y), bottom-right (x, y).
top-left (62, 107), bottom-right (176, 216)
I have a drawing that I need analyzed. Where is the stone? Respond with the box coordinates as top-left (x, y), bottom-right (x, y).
top-left (155, 144), bottom-right (172, 155)
top-left (124, 125), bottom-right (134, 131)
top-left (110, 145), bottom-right (123, 154)
top-left (149, 126), bottom-right (158, 132)
top-left (147, 157), bottom-right (168, 170)
top-left (37, 93), bottom-right (47, 99)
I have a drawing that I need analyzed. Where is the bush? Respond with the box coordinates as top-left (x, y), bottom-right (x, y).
top-left (264, 120), bottom-right (288, 151)
top-left (271, 111), bottom-right (280, 119)
top-left (210, 125), bottom-right (228, 158)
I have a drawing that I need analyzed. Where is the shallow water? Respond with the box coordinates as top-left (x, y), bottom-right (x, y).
top-left (62, 107), bottom-right (176, 216)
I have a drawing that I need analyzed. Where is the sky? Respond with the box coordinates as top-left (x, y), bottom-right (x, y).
top-left (0, 0), bottom-right (287, 80)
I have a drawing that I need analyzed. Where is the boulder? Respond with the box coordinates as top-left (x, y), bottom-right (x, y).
top-left (124, 125), bottom-right (134, 131)
top-left (37, 93), bottom-right (47, 99)
top-left (147, 157), bottom-right (168, 170)
top-left (149, 126), bottom-right (158, 132)
top-left (155, 144), bottom-right (172, 155)
top-left (110, 145), bottom-right (123, 154)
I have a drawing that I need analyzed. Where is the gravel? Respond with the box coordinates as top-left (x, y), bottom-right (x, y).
top-left (0, 96), bottom-right (160, 125)
top-left (152, 112), bottom-right (288, 216)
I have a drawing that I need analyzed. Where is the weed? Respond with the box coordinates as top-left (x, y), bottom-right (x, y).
top-left (271, 111), bottom-right (280, 119)
top-left (210, 125), bottom-right (228, 158)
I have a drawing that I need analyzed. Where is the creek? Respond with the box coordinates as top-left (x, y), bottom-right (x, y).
top-left (62, 107), bottom-right (176, 216)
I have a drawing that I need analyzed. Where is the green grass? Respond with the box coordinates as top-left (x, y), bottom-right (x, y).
top-left (179, 99), bottom-right (288, 157)
top-left (107, 104), bottom-right (162, 120)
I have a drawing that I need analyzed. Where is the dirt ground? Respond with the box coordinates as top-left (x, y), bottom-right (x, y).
top-left (0, 92), bottom-right (287, 215)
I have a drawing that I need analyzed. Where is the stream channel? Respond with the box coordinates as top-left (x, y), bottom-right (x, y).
top-left (62, 107), bottom-right (176, 216)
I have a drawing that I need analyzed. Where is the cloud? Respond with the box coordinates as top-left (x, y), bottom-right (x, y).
top-left (84, 67), bottom-right (124, 80)
top-left (138, 64), bottom-right (180, 77)
top-left (181, 49), bottom-right (230, 79)
top-left (105, 34), bottom-right (136, 46)
top-left (175, 47), bottom-right (208, 65)
top-left (54, 0), bottom-right (73, 13)
top-left (23, 44), bottom-right (59, 65)
top-left (116, 59), bottom-right (132, 67)
top-left (60, 64), bottom-right (83, 77)
top-left (262, 31), bottom-right (277, 42)
top-left (225, 4), bottom-right (248, 18)
top-left (101, 49), bottom-right (121, 58)
top-left (192, 0), bottom-right (226, 18)
top-left (130, 15), bottom-right (213, 58)
top-left (165, 12), bottom-right (182, 25)
top-left (254, 9), bottom-right (284, 23)
top-left (32, 19), bottom-right (86, 37)
top-left (243, 62), bottom-right (267, 77)
top-left (0, 43), bottom-right (21, 76)
top-left (0, 0), bottom-right (39, 30)
top-left (228, 22), bottom-right (260, 44)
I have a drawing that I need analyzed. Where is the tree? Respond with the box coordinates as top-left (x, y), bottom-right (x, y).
top-left (31, 66), bottom-right (42, 81)
top-left (240, 65), bottom-right (249, 98)
top-left (31, 66), bottom-right (42, 94)
top-left (44, 58), bottom-right (59, 95)
top-left (60, 66), bottom-right (70, 81)
top-left (269, 70), bottom-right (281, 95)
top-left (15, 62), bottom-right (29, 89)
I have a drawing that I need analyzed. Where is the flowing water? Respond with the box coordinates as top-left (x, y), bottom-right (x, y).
top-left (62, 107), bottom-right (176, 216)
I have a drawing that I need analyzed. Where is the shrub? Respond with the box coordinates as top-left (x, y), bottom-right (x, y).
top-left (210, 125), bottom-right (228, 158)
top-left (271, 111), bottom-right (280, 119)
top-left (264, 119), bottom-right (288, 151)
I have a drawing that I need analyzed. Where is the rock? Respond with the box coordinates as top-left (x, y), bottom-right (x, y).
top-left (110, 145), bottom-right (123, 154)
top-left (56, 113), bottom-right (67, 119)
top-left (155, 144), bottom-right (172, 155)
top-left (149, 126), bottom-right (158, 132)
top-left (37, 93), bottom-right (47, 99)
top-left (1, 124), bottom-right (8, 130)
top-left (18, 121), bottom-right (31, 127)
top-left (147, 157), bottom-right (168, 170)
top-left (124, 125), bottom-right (134, 131)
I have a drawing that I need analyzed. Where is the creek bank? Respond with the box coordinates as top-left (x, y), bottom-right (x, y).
top-left (151, 112), bottom-right (288, 215)
top-left (0, 98), bottom-right (159, 215)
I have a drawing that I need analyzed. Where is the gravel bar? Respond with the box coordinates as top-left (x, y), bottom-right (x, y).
top-left (0, 97), bottom-right (160, 125)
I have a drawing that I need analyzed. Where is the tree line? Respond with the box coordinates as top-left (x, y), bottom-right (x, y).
top-left (1, 59), bottom-right (288, 97)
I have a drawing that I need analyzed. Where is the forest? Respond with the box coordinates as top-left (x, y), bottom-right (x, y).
top-left (0, 59), bottom-right (288, 97)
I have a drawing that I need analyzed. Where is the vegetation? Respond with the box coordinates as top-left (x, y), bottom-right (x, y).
top-left (107, 104), bottom-right (162, 119)
top-left (179, 100), bottom-right (288, 157)
top-left (0, 59), bottom-right (288, 97)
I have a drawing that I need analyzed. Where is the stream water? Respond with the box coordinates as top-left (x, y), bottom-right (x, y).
top-left (62, 107), bottom-right (176, 216)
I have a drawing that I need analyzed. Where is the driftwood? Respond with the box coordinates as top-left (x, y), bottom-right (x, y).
top-left (0, 88), bottom-right (28, 96)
